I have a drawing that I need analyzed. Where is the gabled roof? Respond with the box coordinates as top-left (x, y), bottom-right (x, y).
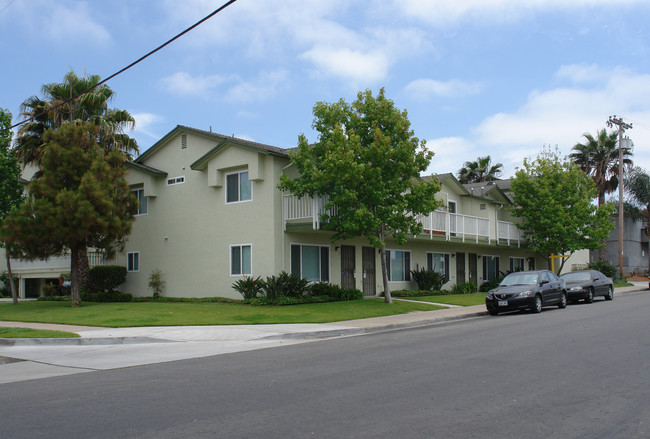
top-left (424, 173), bottom-right (470, 196)
top-left (462, 180), bottom-right (512, 203)
top-left (125, 161), bottom-right (167, 177)
top-left (136, 125), bottom-right (289, 165)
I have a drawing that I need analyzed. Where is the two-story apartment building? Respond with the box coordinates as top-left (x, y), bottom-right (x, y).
top-left (2, 125), bottom-right (549, 299)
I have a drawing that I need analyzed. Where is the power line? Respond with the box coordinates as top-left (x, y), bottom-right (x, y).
top-left (3, 0), bottom-right (239, 133)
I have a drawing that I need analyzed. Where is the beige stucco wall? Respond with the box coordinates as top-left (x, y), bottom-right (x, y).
top-left (120, 131), bottom-right (288, 299)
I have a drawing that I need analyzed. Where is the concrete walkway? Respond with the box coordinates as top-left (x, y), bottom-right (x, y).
top-left (0, 283), bottom-right (646, 384)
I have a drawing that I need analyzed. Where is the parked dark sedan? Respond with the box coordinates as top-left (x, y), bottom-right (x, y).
top-left (560, 269), bottom-right (614, 303)
top-left (485, 270), bottom-right (567, 315)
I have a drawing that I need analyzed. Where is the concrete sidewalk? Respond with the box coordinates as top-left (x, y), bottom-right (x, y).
top-left (0, 283), bottom-right (646, 384)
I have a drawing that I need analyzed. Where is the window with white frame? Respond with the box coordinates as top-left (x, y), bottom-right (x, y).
top-left (483, 255), bottom-right (500, 281)
top-left (230, 244), bottom-right (252, 276)
top-left (127, 252), bottom-right (140, 272)
top-left (427, 252), bottom-right (449, 281)
top-left (510, 257), bottom-right (525, 272)
top-left (167, 176), bottom-right (185, 186)
top-left (290, 244), bottom-right (329, 282)
top-left (386, 250), bottom-right (411, 282)
top-left (132, 189), bottom-right (147, 215)
top-left (226, 170), bottom-right (252, 203)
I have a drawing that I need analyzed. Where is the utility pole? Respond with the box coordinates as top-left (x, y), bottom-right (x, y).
top-left (607, 115), bottom-right (632, 278)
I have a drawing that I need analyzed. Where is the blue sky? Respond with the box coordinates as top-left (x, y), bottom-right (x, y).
top-left (2, 0), bottom-right (649, 180)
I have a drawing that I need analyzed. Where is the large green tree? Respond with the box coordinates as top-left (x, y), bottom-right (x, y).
top-left (0, 108), bottom-right (23, 305)
top-left (2, 123), bottom-right (137, 307)
top-left (510, 148), bottom-right (615, 274)
top-left (15, 71), bottom-right (139, 287)
top-left (279, 89), bottom-right (441, 303)
top-left (457, 155), bottom-right (503, 184)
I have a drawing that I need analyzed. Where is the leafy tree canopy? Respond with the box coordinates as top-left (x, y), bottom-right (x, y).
top-left (279, 88), bottom-right (441, 302)
top-left (510, 147), bottom-right (615, 274)
top-left (2, 122), bottom-right (137, 306)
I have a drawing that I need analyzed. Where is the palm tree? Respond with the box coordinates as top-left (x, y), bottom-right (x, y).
top-left (457, 155), bottom-right (503, 184)
top-left (15, 71), bottom-right (138, 167)
top-left (570, 129), bottom-right (633, 261)
top-left (14, 71), bottom-right (139, 288)
top-left (570, 129), bottom-right (633, 207)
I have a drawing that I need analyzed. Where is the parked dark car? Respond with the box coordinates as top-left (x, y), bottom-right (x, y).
top-left (560, 269), bottom-right (614, 303)
top-left (485, 270), bottom-right (567, 315)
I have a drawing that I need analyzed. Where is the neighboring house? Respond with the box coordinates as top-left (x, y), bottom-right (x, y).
top-left (590, 215), bottom-right (649, 275)
top-left (3, 125), bottom-right (548, 299)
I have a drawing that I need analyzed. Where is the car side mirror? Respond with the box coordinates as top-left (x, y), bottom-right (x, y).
top-left (540, 279), bottom-right (549, 285)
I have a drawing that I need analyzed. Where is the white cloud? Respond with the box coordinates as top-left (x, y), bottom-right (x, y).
top-left (397, 0), bottom-right (643, 26)
top-left (130, 112), bottom-right (165, 141)
top-left (225, 69), bottom-right (289, 103)
top-left (159, 72), bottom-right (230, 97)
top-left (405, 79), bottom-right (482, 99)
top-left (425, 66), bottom-right (650, 178)
top-left (300, 47), bottom-right (389, 85)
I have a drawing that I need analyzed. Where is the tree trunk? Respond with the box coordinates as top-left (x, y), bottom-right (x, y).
top-left (78, 246), bottom-right (89, 290)
top-left (378, 227), bottom-right (392, 304)
top-left (5, 253), bottom-right (18, 305)
top-left (70, 245), bottom-right (81, 307)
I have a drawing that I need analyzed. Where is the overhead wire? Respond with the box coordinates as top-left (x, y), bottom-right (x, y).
top-left (3, 0), bottom-right (239, 133)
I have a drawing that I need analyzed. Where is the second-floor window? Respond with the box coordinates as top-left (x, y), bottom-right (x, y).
top-left (226, 171), bottom-right (252, 203)
top-left (386, 250), bottom-right (411, 282)
top-left (133, 189), bottom-right (147, 215)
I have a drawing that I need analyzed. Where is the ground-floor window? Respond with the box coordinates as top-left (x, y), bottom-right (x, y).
top-left (510, 257), bottom-right (525, 272)
top-left (387, 250), bottom-right (411, 282)
top-left (427, 252), bottom-right (449, 280)
top-left (127, 252), bottom-right (140, 272)
top-left (483, 255), bottom-right (500, 281)
top-left (231, 244), bottom-right (252, 276)
top-left (290, 244), bottom-right (329, 282)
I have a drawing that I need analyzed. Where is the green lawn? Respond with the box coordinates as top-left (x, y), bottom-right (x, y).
top-left (401, 293), bottom-right (486, 307)
top-left (0, 327), bottom-right (80, 338)
top-left (0, 299), bottom-right (444, 327)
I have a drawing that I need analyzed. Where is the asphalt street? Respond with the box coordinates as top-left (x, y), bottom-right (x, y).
top-left (0, 290), bottom-right (648, 438)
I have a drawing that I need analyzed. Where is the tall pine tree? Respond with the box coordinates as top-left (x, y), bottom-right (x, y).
top-left (3, 122), bottom-right (137, 306)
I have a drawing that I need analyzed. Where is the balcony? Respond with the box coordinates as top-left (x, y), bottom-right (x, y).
top-left (10, 250), bottom-right (106, 276)
top-left (283, 194), bottom-right (524, 246)
top-left (417, 211), bottom-right (490, 243)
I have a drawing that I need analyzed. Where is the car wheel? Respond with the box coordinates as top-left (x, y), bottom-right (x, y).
top-left (532, 295), bottom-right (543, 313)
top-left (605, 286), bottom-right (614, 301)
top-left (488, 309), bottom-right (499, 316)
top-left (558, 292), bottom-right (567, 309)
top-left (585, 288), bottom-right (594, 303)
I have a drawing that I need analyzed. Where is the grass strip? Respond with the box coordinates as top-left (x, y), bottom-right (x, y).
top-left (0, 299), bottom-right (442, 327)
top-left (0, 327), bottom-right (80, 338)
top-left (403, 293), bottom-right (486, 307)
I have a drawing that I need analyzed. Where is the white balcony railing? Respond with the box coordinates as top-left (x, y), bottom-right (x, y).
top-left (497, 221), bottom-right (524, 247)
top-left (417, 211), bottom-right (491, 243)
top-left (283, 194), bottom-right (337, 230)
top-left (10, 250), bottom-right (106, 275)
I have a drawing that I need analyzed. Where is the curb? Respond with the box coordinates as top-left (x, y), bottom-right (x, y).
top-left (0, 336), bottom-right (171, 346)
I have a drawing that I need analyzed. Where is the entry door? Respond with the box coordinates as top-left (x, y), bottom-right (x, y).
top-left (456, 252), bottom-right (466, 283)
top-left (362, 246), bottom-right (376, 296)
top-left (468, 253), bottom-right (478, 284)
top-left (341, 245), bottom-right (356, 290)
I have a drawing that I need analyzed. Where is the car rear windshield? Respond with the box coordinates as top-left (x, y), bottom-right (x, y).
top-left (500, 273), bottom-right (539, 286)
top-left (561, 272), bottom-right (591, 282)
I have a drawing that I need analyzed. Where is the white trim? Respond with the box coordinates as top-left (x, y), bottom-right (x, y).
top-left (229, 243), bottom-right (253, 277)
top-left (166, 176), bottom-right (185, 186)
top-left (225, 170), bottom-right (253, 204)
top-left (127, 251), bottom-right (140, 272)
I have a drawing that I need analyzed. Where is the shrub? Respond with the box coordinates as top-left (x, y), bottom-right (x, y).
top-left (479, 276), bottom-right (504, 292)
top-left (451, 281), bottom-right (477, 294)
top-left (0, 271), bottom-right (18, 297)
top-left (588, 261), bottom-right (617, 278)
top-left (86, 265), bottom-right (127, 293)
top-left (410, 268), bottom-right (447, 291)
top-left (80, 290), bottom-right (133, 302)
top-left (148, 269), bottom-right (166, 298)
top-left (277, 271), bottom-right (309, 298)
top-left (232, 276), bottom-right (265, 300)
